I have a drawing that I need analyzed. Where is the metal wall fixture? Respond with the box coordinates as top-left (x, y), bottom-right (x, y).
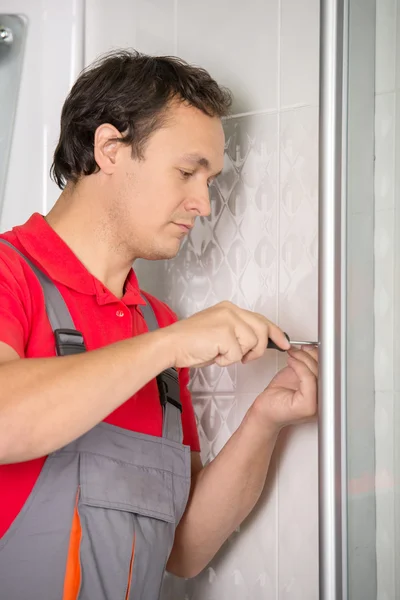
top-left (0, 26), bottom-right (13, 44)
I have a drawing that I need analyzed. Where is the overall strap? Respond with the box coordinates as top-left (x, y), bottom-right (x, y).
top-left (140, 300), bottom-right (183, 444)
top-left (0, 239), bottom-right (84, 355)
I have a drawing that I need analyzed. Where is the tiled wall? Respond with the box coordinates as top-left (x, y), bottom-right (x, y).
top-left (374, 0), bottom-right (400, 596)
top-left (86, 1), bottom-right (320, 597)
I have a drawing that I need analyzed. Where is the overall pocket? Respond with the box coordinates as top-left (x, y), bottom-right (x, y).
top-left (76, 452), bottom-right (176, 600)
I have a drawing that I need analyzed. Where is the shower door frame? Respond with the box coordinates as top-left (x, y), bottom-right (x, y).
top-left (319, 1), bottom-right (377, 599)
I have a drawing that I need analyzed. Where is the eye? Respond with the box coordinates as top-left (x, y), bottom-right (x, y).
top-left (179, 170), bottom-right (193, 180)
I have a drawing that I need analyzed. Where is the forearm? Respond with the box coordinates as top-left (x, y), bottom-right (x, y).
top-left (168, 406), bottom-right (280, 578)
top-left (0, 329), bottom-right (173, 463)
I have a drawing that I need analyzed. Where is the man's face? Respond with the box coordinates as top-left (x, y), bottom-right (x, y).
top-left (109, 101), bottom-right (225, 260)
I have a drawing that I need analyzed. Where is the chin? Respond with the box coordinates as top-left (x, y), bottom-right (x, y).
top-left (145, 244), bottom-right (181, 261)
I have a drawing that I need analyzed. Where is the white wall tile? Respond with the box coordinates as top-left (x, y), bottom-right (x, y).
top-left (374, 209), bottom-right (395, 391)
top-left (374, 2), bottom-right (400, 589)
top-left (277, 424), bottom-right (319, 600)
top-left (85, 0), bottom-right (136, 65)
top-left (348, 211), bottom-right (375, 384)
top-left (375, 93), bottom-right (396, 211)
top-left (176, 0), bottom-right (279, 114)
top-left (85, 0), bottom-right (175, 66)
top-left (135, 0), bottom-right (176, 56)
top-left (375, 392), bottom-right (396, 600)
top-left (397, 0), bottom-right (400, 89)
top-left (279, 107), bottom-right (319, 339)
top-left (394, 92), bottom-right (400, 394)
top-left (376, 0), bottom-right (397, 93)
top-left (280, 0), bottom-right (319, 108)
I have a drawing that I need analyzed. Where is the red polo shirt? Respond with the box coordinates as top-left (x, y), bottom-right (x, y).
top-left (0, 213), bottom-right (200, 538)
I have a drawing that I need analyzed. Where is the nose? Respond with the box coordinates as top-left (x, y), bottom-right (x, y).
top-left (183, 186), bottom-right (211, 218)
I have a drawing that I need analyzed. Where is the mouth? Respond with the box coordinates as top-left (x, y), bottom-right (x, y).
top-left (173, 223), bottom-right (194, 233)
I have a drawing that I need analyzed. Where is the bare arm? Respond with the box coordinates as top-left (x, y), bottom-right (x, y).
top-left (0, 301), bottom-right (289, 465)
top-left (0, 331), bottom-right (172, 463)
top-left (167, 346), bottom-right (318, 578)
top-left (167, 412), bottom-right (278, 578)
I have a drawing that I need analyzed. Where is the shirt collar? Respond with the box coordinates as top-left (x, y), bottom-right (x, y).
top-left (13, 213), bottom-right (146, 306)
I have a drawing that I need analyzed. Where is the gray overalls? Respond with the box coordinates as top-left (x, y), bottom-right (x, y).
top-left (0, 239), bottom-right (191, 600)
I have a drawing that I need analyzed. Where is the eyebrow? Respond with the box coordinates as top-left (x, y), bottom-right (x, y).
top-left (181, 153), bottom-right (223, 177)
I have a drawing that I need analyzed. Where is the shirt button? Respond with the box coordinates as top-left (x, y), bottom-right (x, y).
top-left (116, 310), bottom-right (125, 317)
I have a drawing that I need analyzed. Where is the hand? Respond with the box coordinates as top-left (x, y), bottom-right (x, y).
top-left (166, 301), bottom-right (290, 369)
top-left (250, 346), bottom-right (318, 432)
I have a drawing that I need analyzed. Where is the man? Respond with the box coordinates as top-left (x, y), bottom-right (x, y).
top-left (0, 50), bottom-right (318, 599)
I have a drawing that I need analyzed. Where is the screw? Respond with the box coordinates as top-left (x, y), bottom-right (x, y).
top-left (0, 27), bottom-right (13, 44)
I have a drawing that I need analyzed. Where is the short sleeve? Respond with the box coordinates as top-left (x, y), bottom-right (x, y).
top-left (0, 251), bottom-right (30, 357)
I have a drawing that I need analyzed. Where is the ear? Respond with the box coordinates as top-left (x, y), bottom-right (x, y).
top-left (93, 124), bottom-right (122, 175)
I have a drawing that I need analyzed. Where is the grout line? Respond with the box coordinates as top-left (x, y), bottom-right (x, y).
top-left (375, 89), bottom-right (398, 96)
top-left (390, 10), bottom-right (397, 595)
top-left (375, 206), bottom-right (396, 212)
top-left (224, 103), bottom-right (318, 121)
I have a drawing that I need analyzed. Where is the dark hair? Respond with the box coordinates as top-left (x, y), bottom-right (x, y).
top-left (50, 50), bottom-right (232, 189)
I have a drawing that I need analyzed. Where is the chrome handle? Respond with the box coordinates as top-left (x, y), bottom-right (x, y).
top-left (319, 0), bottom-right (347, 599)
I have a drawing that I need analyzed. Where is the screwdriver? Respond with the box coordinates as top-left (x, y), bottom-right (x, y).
top-left (267, 332), bottom-right (318, 351)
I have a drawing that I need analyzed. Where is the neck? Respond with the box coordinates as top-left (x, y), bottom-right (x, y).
top-left (46, 182), bottom-right (134, 298)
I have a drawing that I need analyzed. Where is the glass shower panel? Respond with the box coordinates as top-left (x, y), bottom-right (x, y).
top-left (345, 0), bottom-right (400, 597)
top-left (345, 1), bottom-right (377, 598)
top-left (0, 14), bottom-right (27, 215)
top-left (373, 0), bottom-right (400, 597)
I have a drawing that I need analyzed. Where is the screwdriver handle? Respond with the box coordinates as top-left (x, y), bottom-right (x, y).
top-left (267, 332), bottom-right (290, 352)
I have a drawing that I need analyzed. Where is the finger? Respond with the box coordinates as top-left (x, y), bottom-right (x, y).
top-left (286, 356), bottom-right (318, 416)
top-left (288, 347), bottom-right (318, 377)
top-left (233, 320), bottom-right (259, 356)
top-left (300, 345), bottom-right (319, 362)
top-left (234, 308), bottom-right (289, 353)
top-left (267, 321), bottom-right (291, 350)
top-left (215, 337), bottom-right (244, 367)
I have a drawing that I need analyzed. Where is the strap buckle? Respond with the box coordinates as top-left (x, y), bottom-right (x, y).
top-left (157, 368), bottom-right (182, 413)
top-left (54, 328), bottom-right (86, 356)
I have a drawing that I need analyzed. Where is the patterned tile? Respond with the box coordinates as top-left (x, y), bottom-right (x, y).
top-left (161, 113), bottom-right (280, 395)
top-left (136, 103), bottom-right (320, 599)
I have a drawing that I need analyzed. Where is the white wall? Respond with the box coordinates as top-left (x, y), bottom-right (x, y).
top-left (0, 0), bottom-right (84, 232)
top-left (86, 1), bottom-right (320, 598)
top-left (374, 0), bottom-right (400, 596)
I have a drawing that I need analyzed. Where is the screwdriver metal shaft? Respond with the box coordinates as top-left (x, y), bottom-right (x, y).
top-left (267, 332), bottom-right (318, 351)
top-left (289, 340), bottom-right (318, 346)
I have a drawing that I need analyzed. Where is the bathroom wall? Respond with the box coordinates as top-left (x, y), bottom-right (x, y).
top-left (374, 0), bottom-right (400, 597)
top-left (1, 0), bottom-right (320, 597)
top-left (86, 1), bottom-right (320, 598)
top-left (0, 0), bottom-right (84, 232)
